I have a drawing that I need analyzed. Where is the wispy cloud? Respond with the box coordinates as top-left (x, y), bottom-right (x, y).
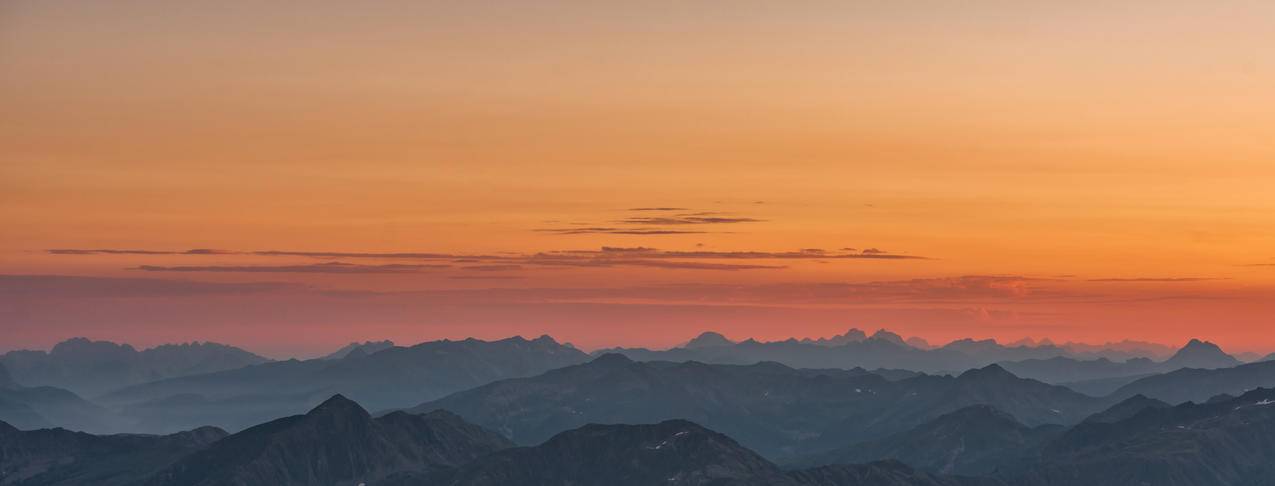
top-left (132, 262), bottom-right (448, 274)
top-left (1087, 277), bottom-right (1226, 282)
top-left (460, 264), bottom-right (523, 272)
top-left (534, 228), bottom-right (708, 235)
top-left (0, 274), bottom-right (300, 298)
top-left (48, 248), bottom-right (232, 255)
top-left (46, 245), bottom-right (928, 272)
top-left (618, 216), bottom-right (763, 225)
top-left (546, 248), bottom-right (925, 260)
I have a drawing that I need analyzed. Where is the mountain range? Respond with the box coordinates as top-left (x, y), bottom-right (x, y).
top-left (0, 362), bottom-right (116, 433)
top-left (0, 339), bottom-right (269, 397)
top-left (320, 340), bottom-right (396, 360)
top-left (797, 405), bottom-right (1064, 476)
top-left (407, 354), bottom-right (1104, 459)
top-left (600, 330), bottom-right (1238, 386)
top-left (790, 387), bottom-right (1275, 486)
top-left (97, 336), bottom-right (590, 433)
top-left (0, 396), bottom-right (1000, 486)
top-left (1106, 358), bottom-right (1275, 404)
top-left (143, 395), bottom-right (512, 486)
top-left (998, 338), bottom-right (1243, 391)
top-left (0, 419), bottom-right (226, 485)
top-left (1007, 388), bottom-right (1275, 485)
top-left (7, 384), bottom-right (1275, 486)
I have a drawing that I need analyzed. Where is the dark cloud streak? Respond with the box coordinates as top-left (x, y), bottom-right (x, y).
top-left (132, 262), bottom-right (449, 274)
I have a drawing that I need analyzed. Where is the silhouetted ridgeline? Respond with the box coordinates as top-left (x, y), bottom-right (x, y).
top-left (0, 339), bottom-right (270, 397)
top-left (97, 336), bottom-right (590, 433)
top-left (7, 388), bottom-right (1275, 485)
top-left (408, 354), bottom-right (1104, 459)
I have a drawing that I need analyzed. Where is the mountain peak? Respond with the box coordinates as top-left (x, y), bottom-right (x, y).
top-left (590, 353), bottom-right (635, 367)
top-left (868, 329), bottom-right (907, 346)
top-left (958, 363), bottom-right (1017, 381)
top-left (685, 331), bottom-right (734, 348)
top-left (1164, 338), bottom-right (1240, 369)
top-left (50, 337), bottom-right (137, 356)
top-left (306, 394), bottom-right (370, 418)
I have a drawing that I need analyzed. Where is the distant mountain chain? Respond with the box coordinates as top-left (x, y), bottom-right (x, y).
top-left (2, 331), bottom-right (1275, 486)
top-left (407, 356), bottom-right (1103, 459)
top-left (0, 339), bottom-right (270, 397)
top-left (0, 330), bottom-right (1266, 437)
top-left (5, 388), bottom-right (1275, 486)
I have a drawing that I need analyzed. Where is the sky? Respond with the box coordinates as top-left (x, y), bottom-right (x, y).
top-left (2, 1), bottom-right (1274, 358)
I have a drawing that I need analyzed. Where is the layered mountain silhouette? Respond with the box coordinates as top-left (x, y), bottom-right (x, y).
top-left (996, 339), bottom-right (1241, 390)
top-left (389, 419), bottom-right (791, 485)
top-left (799, 405), bottom-right (1063, 476)
top-left (0, 363), bottom-right (116, 432)
top-left (379, 420), bottom-right (995, 486)
top-left (0, 339), bottom-right (269, 397)
top-left (7, 386), bottom-right (1275, 486)
top-left (1005, 388), bottom-right (1275, 485)
top-left (791, 389), bottom-right (1275, 486)
top-left (683, 331), bottom-right (734, 349)
top-left (1160, 339), bottom-right (1242, 369)
top-left (407, 355), bottom-right (1102, 459)
top-left (800, 328), bottom-right (868, 347)
top-left (0, 420), bottom-right (226, 485)
top-left (1079, 394), bottom-right (1170, 424)
top-left (99, 336), bottom-right (589, 434)
top-left (599, 331), bottom-right (1225, 380)
top-left (1109, 359), bottom-right (1275, 404)
top-left (321, 340), bottom-right (395, 360)
top-left (144, 395), bottom-right (512, 486)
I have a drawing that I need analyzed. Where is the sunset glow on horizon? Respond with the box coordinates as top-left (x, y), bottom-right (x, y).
top-left (3, 1), bottom-right (1275, 357)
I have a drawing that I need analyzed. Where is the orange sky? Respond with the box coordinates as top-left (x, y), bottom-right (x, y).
top-left (2, 1), bottom-right (1274, 357)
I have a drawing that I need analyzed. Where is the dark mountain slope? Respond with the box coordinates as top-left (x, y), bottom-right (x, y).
top-left (409, 356), bottom-right (1102, 459)
top-left (1110, 359), bottom-right (1275, 404)
top-left (146, 395), bottom-right (512, 486)
top-left (801, 405), bottom-right (1063, 476)
top-left (321, 341), bottom-right (395, 360)
top-left (789, 461), bottom-right (1005, 486)
top-left (1006, 388), bottom-right (1275, 486)
top-left (378, 421), bottom-right (996, 486)
top-left (402, 420), bottom-right (792, 486)
top-left (1080, 394), bottom-right (1170, 424)
top-left (0, 420), bottom-right (226, 486)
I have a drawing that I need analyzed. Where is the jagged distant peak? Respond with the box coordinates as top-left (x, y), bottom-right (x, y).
top-left (685, 331), bottom-right (734, 348)
top-left (306, 394), bottom-right (370, 418)
top-left (50, 337), bottom-right (137, 355)
top-left (904, 336), bottom-right (932, 349)
top-left (868, 329), bottom-right (907, 345)
top-left (1165, 338), bottom-right (1240, 368)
